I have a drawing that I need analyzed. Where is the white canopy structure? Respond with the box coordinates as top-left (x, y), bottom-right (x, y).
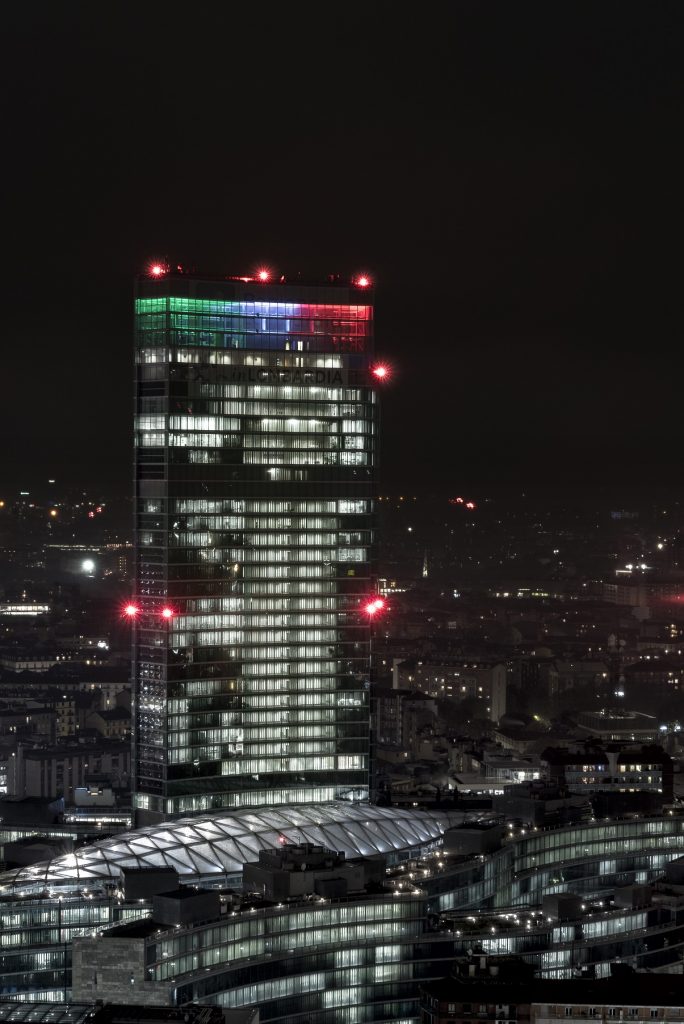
top-left (0, 802), bottom-right (448, 893)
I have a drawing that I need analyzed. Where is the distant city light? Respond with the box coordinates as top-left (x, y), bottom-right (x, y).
top-left (49, 509), bottom-right (58, 517)
top-left (465, 501), bottom-right (476, 510)
top-left (81, 559), bottom-right (95, 573)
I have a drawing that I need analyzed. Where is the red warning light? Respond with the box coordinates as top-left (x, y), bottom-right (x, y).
top-left (355, 275), bottom-right (371, 288)
top-left (372, 364), bottom-right (389, 380)
top-left (150, 263), bottom-right (165, 277)
top-left (364, 597), bottom-right (386, 616)
top-left (465, 501), bottom-right (476, 510)
top-left (124, 604), bottom-right (139, 618)
top-left (257, 268), bottom-right (271, 282)
top-left (88, 511), bottom-right (95, 519)
top-left (161, 607), bottom-right (175, 620)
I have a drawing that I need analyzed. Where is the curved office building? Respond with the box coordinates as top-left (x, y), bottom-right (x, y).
top-left (3, 812), bottom-right (684, 1016)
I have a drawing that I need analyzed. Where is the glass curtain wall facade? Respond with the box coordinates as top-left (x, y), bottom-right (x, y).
top-left (133, 272), bottom-right (377, 821)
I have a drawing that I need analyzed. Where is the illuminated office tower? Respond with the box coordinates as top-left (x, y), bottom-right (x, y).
top-left (132, 267), bottom-right (379, 823)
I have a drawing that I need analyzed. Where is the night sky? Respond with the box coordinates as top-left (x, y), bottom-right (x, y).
top-left (3, 4), bottom-right (684, 500)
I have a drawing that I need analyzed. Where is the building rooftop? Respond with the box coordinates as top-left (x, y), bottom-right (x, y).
top-left (136, 265), bottom-right (374, 292)
top-left (0, 1004), bottom-right (229, 1024)
top-left (424, 970), bottom-right (684, 1006)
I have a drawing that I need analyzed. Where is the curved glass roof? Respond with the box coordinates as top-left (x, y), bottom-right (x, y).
top-left (0, 802), bottom-right (448, 892)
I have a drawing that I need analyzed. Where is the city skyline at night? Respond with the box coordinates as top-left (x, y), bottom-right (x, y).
top-left (3, 4), bottom-right (684, 1018)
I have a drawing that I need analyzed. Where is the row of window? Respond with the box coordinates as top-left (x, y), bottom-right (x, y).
top-left (138, 435), bottom-right (371, 452)
top-left (136, 297), bottom-right (372, 319)
top-left (142, 400), bottom-right (369, 416)
top-left (161, 498), bottom-right (369, 514)
top-left (139, 378), bottom-right (369, 402)
top-left (138, 346), bottom-right (351, 364)
top-left (168, 613), bottom-right (345, 628)
top-left (154, 918), bottom-right (412, 982)
top-left (140, 312), bottom-right (370, 333)
top-left (141, 516), bottom-right (360, 530)
top-left (174, 596), bottom-right (348, 611)
top-left (142, 546), bottom-right (368, 563)
top-left (151, 785), bottom-right (346, 815)
top-left (139, 415), bottom-right (372, 432)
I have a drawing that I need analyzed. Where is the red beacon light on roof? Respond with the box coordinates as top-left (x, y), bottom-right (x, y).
top-left (355, 274), bottom-right (371, 288)
top-left (257, 268), bottom-right (271, 282)
top-left (161, 606), bottom-right (175, 620)
top-left (124, 603), bottom-right (139, 618)
top-left (149, 263), bottom-right (166, 277)
top-left (372, 364), bottom-right (389, 380)
top-left (364, 597), bottom-right (386, 616)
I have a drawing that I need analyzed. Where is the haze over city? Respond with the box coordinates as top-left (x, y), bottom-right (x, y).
top-left (3, 4), bottom-right (684, 1024)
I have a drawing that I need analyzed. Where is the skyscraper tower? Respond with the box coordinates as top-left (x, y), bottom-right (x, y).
top-left (132, 266), bottom-right (378, 823)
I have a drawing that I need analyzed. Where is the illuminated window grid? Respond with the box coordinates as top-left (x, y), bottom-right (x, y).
top-left (133, 278), bottom-right (377, 819)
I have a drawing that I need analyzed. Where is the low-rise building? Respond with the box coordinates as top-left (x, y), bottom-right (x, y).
top-left (576, 709), bottom-right (660, 743)
top-left (396, 659), bottom-right (507, 721)
top-left (8, 740), bottom-right (131, 799)
top-left (86, 706), bottom-right (131, 740)
top-left (421, 956), bottom-right (684, 1024)
top-left (541, 744), bottom-right (673, 801)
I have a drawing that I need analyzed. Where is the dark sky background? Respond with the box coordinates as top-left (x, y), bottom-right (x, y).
top-left (3, 3), bottom-right (684, 501)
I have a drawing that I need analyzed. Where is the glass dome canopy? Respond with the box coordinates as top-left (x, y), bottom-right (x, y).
top-left (0, 802), bottom-right (448, 893)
